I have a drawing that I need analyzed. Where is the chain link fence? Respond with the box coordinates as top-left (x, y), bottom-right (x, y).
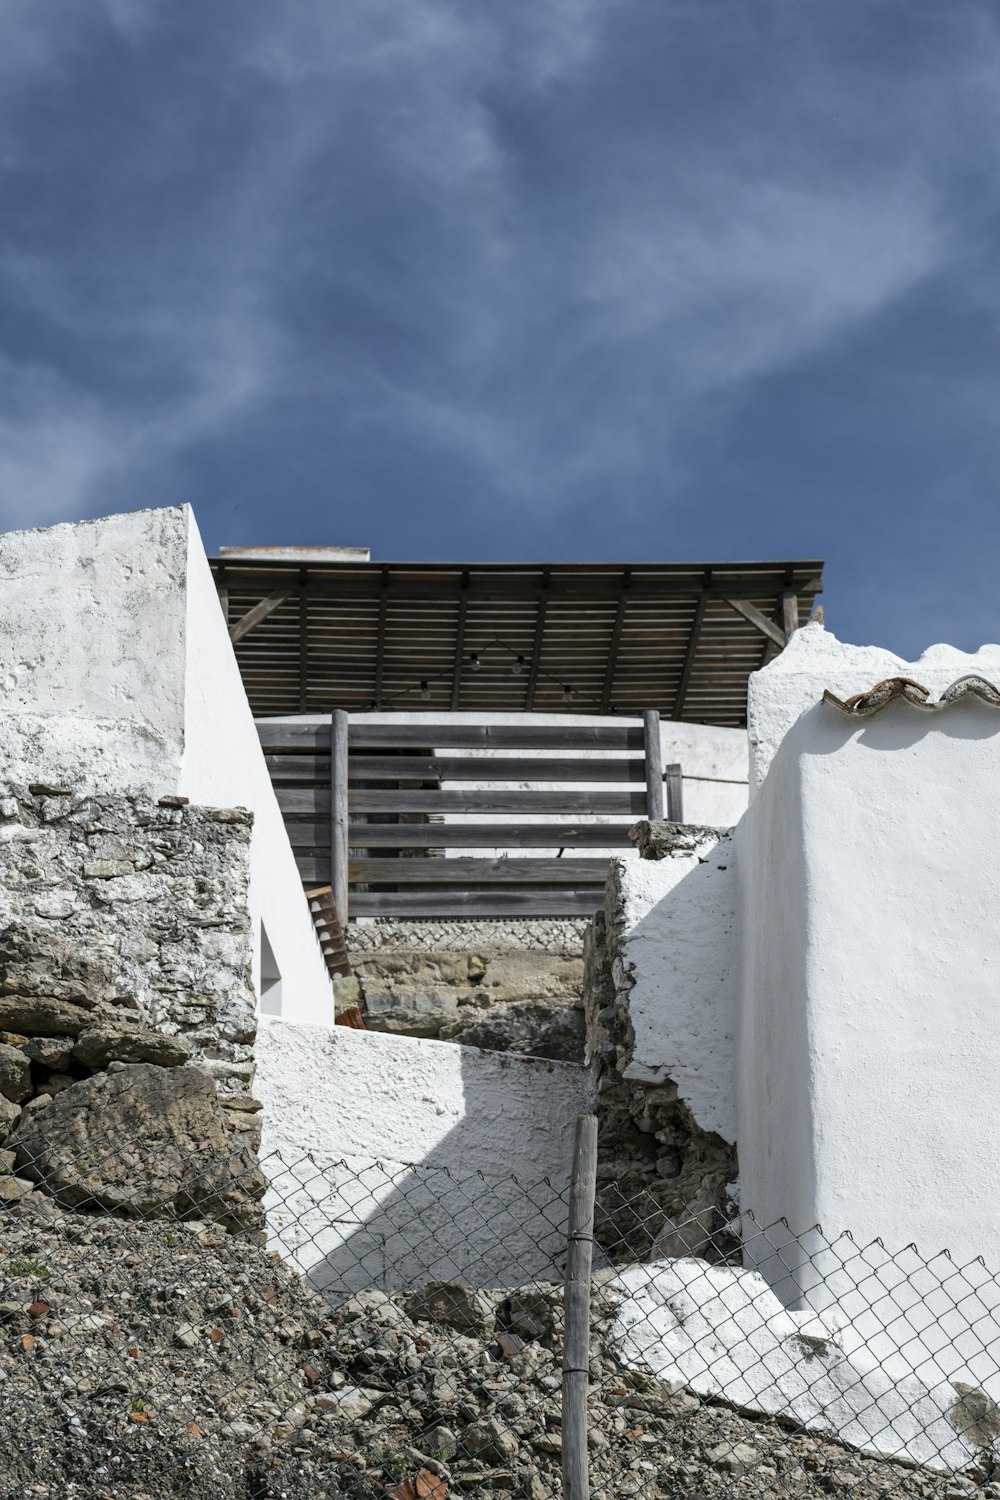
top-left (2, 1116), bottom-right (1000, 1499)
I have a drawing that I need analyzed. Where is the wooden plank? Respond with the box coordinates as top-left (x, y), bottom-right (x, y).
top-left (266, 754), bottom-right (647, 783)
top-left (721, 596), bottom-right (786, 649)
top-left (257, 721), bottom-right (331, 753)
top-left (349, 889), bottom-right (607, 917)
top-left (348, 857), bottom-right (610, 884)
top-left (338, 823), bottom-right (636, 848)
top-left (563, 1114), bottom-right (598, 1500)
top-left (643, 709), bottom-right (664, 822)
top-left (347, 789), bottom-right (648, 815)
top-left (281, 786), bottom-right (647, 815)
top-left (229, 590), bottom-right (293, 644)
top-left (347, 723), bottom-right (645, 750)
top-left (665, 763), bottom-right (684, 822)
top-left (331, 710), bottom-right (350, 927)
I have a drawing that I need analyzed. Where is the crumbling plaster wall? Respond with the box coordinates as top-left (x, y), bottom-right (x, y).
top-left (0, 506), bottom-right (330, 1025)
top-left (584, 826), bottom-right (738, 1260)
top-left (254, 1018), bottom-right (594, 1290)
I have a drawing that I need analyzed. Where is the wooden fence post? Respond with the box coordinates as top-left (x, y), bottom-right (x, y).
top-left (563, 1113), bottom-right (598, 1500)
top-left (330, 709), bottom-right (350, 929)
top-left (643, 709), bottom-right (664, 821)
top-left (665, 763), bottom-right (684, 822)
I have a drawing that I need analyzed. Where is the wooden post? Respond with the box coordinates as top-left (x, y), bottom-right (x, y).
top-left (643, 710), bottom-right (664, 821)
top-left (665, 763), bottom-right (684, 822)
top-left (782, 590), bottom-right (799, 643)
top-left (563, 1113), bottom-right (598, 1500)
top-left (330, 710), bottom-right (350, 929)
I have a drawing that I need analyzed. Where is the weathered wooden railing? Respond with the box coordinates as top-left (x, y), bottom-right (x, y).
top-left (258, 712), bottom-right (681, 924)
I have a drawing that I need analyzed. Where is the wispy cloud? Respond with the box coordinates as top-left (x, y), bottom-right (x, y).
top-left (0, 0), bottom-right (999, 554)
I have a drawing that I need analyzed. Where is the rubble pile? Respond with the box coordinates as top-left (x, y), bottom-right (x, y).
top-left (0, 1203), bottom-right (991, 1500)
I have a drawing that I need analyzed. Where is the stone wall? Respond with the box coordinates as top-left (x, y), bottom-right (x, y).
top-left (584, 828), bottom-right (738, 1261)
top-left (345, 917), bottom-right (589, 1061)
top-left (0, 786), bottom-right (264, 1227)
top-left (0, 786), bottom-right (257, 1103)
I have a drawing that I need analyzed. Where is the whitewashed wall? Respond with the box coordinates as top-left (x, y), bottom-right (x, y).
top-left (255, 1018), bottom-right (594, 1292)
top-left (0, 505), bottom-right (332, 1026)
top-left (737, 623), bottom-right (1000, 1396)
top-left (181, 513), bottom-right (331, 1026)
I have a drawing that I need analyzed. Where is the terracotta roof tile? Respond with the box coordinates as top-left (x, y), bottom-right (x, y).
top-left (823, 674), bottom-right (1000, 717)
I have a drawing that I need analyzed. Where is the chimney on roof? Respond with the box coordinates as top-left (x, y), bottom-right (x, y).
top-left (218, 545), bottom-right (371, 563)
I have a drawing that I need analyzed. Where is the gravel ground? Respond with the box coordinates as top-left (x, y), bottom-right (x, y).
top-left (0, 1198), bottom-right (996, 1500)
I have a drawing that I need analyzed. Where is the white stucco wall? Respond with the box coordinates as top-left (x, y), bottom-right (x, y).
top-left (180, 513), bottom-right (331, 1025)
top-left (610, 837), bottom-right (737, 1143)
top-left (255, 1017), bottom-right (594, 1292)
top-left (747, 618), bottom-right (1000, 790)
top-left (0, 507), bottom-right (189, 791)
top-left (738, 625), bottom-right (1000, 1380)
top-left (0, 505), bottom-right (331, 1025)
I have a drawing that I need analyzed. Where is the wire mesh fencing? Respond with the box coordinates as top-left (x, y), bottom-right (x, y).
top-left (2, 1118), bottom-right (1000, 1499)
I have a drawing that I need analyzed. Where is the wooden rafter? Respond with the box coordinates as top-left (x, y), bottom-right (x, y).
top-left (229, 589), bottom-right (292, 644)
top-left (218, 557), bottom-right (824, 727)
top-left (372, 570), bottom-right (389, 708)
top-left (526, 571), bottom-right (550, 711)
top-left (450, 571), bottom-right (470, 710)
top-left (721, 596), bottom-right (786, 649)
top-left (599, 572), bottom-right (630, 714)
top-left (672, 570), bottom-right (710, 720)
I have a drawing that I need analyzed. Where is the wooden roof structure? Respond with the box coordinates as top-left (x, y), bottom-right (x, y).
top-left (210, 558), bottom-right (824, 727)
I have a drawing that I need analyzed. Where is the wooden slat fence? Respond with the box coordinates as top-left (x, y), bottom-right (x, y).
top-left (258, 713), bottom-right (682, 922)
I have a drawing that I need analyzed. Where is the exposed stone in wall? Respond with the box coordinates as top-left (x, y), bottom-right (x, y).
top-left (584, 848), bottom-right (738, 1262)
top-left (347, 918), bottom-right (588, 1061)
top-left (0, 786), bottom-right (264, 1226)
top-left (0, 787), bottom-right (257, 1098)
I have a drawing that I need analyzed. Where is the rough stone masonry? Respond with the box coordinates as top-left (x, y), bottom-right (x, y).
top-left (345, 917), bottom-right (589, 1061)
top-left (0, 786), bottom-right (266, 1227)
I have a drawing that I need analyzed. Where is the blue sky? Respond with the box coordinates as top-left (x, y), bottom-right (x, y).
top-left (2, 0), bottom-right (999, 658)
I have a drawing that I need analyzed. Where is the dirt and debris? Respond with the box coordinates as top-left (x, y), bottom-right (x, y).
top-left (0, 1201), bottom-right (992, 1500)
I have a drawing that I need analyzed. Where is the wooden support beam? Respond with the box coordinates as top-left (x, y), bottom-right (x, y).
top-left (526, 572), bottom-right (550, 711)
top-left (672, 574), bottom-right (709, 720)
top-left (297, 577), bottom-right (309, 712)
top-left (229, 590), bottom-right (292, 644)
top-left (599, 572), bottom-right (630, 714)
top-left (643, 709), bottom-right (664, 821)
top-left (450, 572), bottom-right (470, 710)
top-left (372, 570), bottom-right (389, 708)
top-left (721, 596), bottom-right (786, 649)
top-left (783, 590), bottom-right (799, 643)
